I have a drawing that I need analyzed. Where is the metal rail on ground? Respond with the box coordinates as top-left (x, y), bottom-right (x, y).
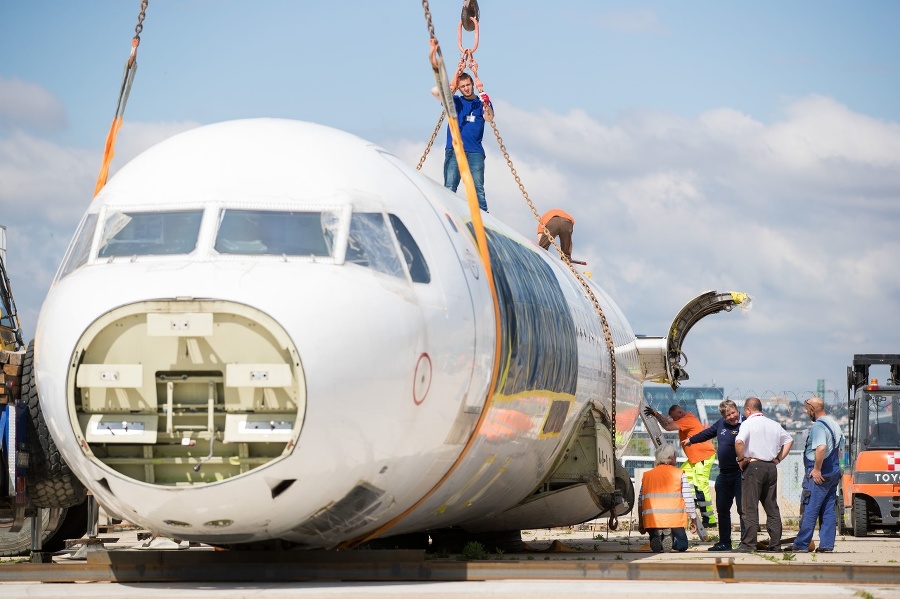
top-left (1, 550), bottom-right (899, 585)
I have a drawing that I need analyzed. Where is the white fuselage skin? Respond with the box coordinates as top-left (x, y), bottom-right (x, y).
top-left (34, 119), bottom-right (642, 548)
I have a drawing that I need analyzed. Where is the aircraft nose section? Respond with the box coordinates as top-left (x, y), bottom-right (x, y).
top-left (68, 299), bottom-right (305, 487)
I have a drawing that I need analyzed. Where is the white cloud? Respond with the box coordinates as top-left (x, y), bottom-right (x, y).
top-left (381, 95), bottom-right (900, 396)
top-left (0, 77), bottom-right (67, 132)
top-left (1, 89), bottom-right (897, 398)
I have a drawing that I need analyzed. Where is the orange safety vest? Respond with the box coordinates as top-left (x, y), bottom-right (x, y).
top-left (537, 209), bottom-right (574, 234)
top-left (640, 464), bottom-right (687, 529)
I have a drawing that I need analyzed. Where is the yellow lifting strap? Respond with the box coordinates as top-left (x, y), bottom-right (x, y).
top-left (93, 0), bottom-right (149, 198)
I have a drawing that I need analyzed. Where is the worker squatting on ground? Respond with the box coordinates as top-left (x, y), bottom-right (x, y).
top-left (791, 396), bottom-right (845, 553)
top-left (432, 72), bottom-right (493, 212)
top-left (638, 444), bottom-right (699, 553)
top-left (537, 209), bottom-right (574, 259)
top-left (682, 398), bottom-right (745, 551)
top-left (644, 404), bottom-right (717, 533)
top-left (735, 397), bottom-right (794, 552)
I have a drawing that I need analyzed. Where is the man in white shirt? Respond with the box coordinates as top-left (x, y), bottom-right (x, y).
top-left (734, 397), bottom-right (794, 552)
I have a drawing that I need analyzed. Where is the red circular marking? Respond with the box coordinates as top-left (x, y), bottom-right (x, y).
top-left (413, 353), bottom-right (432, 405)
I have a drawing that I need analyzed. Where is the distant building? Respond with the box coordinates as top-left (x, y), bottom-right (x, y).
top-left (643, 385), bottom-right (725, 426)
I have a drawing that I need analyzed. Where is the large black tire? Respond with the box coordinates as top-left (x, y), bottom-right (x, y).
top-left (852, 496), bottom-right (869, 537)
top-left (0, 500), bottom-right (89, 557)
top-left (0, 508), bottom-right (63, 557)
top-left (21, 340), bottom-right (87, 509)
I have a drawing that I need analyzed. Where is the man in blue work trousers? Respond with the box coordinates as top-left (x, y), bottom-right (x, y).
top-left (791, 397), bottom-right (844, 553)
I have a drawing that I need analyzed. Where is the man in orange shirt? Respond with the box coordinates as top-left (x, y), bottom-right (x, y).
top-left (644, 405), bottom-right (717, 531)
top-left (537, 209), bottom-right (574, 260)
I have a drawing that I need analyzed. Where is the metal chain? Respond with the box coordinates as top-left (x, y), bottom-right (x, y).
top-left (416, 112), bottom-right (445, 170)
top-left (488, 119), bottom-right (619, 460)
top-left (422, 0), bottom-right (436, 39)
top-left (134, 0), bottom-right (148, 41)
top-left (417, 19), bottom-right (470, 168)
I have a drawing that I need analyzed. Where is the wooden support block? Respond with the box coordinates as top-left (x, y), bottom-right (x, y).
top-left (0, 350), bottom-right (23, 365)
top-left (3, 363), bottom-right (21, 376)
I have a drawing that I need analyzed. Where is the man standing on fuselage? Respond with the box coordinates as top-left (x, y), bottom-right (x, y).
top-left (432, 72), bottom-right (493, 212)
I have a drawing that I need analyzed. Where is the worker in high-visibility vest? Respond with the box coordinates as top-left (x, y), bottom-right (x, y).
top-left (638, 444), bottom-right (698, 552)
top-left (536, 209), bottom-right (574, 259)
top-left (644, 404), bottom-right (717, 533)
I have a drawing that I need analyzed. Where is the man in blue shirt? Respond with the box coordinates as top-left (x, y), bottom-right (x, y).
top-left (792, 397), bottom-right (844, 553)
top-left (682, 398), bottom-right (744, 551)
top-left (433, 72), bottom-right (493, 212)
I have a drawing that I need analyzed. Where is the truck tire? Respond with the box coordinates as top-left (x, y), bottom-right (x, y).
top-left (0, 508), bottom-right (63, 557)
top-left (21, 340), bottom-right (87, 509)
top-left (0, 501), bottom-right (89, 557)
top-left (852, 496), bottom-right (869, 537)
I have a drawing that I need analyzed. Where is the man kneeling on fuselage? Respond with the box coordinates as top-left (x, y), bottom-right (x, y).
top-left (638, 444), bottom-right (698, 552)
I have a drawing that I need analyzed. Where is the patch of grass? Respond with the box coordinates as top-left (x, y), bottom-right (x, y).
top-left (593, 533), bottom-right (606, 540)
top-left (494, 548), bottom-right (504, 559)
top-left (854, 591), bottom-right (874, 599)
top-left (781, 551), bottom-right (796, 561)
top-left (615, 554), bottom-right (623, 560)
top-left (457, 541), bottom-right (489, 561)
top-left (526, 555), bottom-right (534, 560)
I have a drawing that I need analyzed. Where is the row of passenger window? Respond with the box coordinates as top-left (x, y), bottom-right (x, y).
top-left (57, 209), bottom-right (430, 284)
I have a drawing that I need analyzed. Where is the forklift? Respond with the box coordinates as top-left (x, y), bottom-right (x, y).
top-left (841, 354), bottom-right (900, 536)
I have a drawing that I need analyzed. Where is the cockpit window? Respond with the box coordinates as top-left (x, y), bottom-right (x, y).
top-left (98, 210), bottom-right (203, 257)
top-left (56, 212), bottom-right (99, 281)
top-left (388, 214), bottom-right (430, 284)
top-left (215, 209), bottom-right (336, 256)
top-left (346, 213), bottom-right (404, 278)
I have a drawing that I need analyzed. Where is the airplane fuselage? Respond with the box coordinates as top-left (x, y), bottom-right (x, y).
top-left (34, 119), bottom-right (642, 547)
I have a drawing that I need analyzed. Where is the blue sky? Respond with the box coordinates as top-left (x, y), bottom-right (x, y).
top-left (2, 1), bottom-right (899, 401)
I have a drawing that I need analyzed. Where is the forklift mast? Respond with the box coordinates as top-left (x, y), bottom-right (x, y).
top-left (848, 354), bottom-right (900, 396)
top-left (0, 226), bottom-right (24, 352)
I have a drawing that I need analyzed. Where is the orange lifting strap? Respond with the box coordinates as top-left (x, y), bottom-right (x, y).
top-left (339, 0), bottom-right (503, 550)
top-left (93, 0), bottom-right (149, 198)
